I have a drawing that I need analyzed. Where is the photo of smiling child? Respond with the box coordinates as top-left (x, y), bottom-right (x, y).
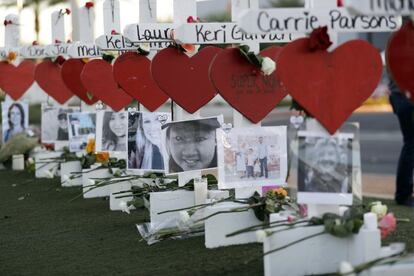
top-left (162, 116), bottom-right (222, 174)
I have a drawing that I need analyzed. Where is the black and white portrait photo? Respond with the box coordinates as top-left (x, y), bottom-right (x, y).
top-left (95, 110), bottom-right (127, 152)
top-left (217, 126), bottom-right (287, 189)
top-left (2, 100), bottom-right (29, 143)
top-left (297, 131), bottom-right (354, 204)
top-left (41, 104), bottom-right (80, 143)
top-left (127, 111), bottom-right (171, 171)
top-left (68, 112), bottom-right (96, 152)
top-left (162, 116), bottom-right (222, 174)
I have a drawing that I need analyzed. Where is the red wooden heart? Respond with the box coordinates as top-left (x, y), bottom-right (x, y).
top-left (210, 47), bottom-right (287, 123)
top-left (387, 21), bottom-right (414, 102)
top-left (61, 59), bottom-right (98, 105)
top-left (35, 60), bottom-right (74, 104)
top-left (80, 59), bottom-right (133, 112)
top-left (278, 39), bottom-right (382, 134)
top-left (0, 60), bottom-right (35, 100)
top-left (113, 52), bottom-right (168, 112)
top-left (151, 46), bottom-right (222, 113)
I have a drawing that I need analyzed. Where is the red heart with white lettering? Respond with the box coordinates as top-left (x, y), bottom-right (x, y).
top-left (61, 59), bottom-right (98, 105)
top-left (81, 59), bottom-right (133, 112)
top-left (0, 60), bottom-right (35, 100)
top-left (278, 39), bottom-right (382, 134)
top-left (113, 52), bottom-right (168, 112)
top-left (387, 21), bottom-right (414, 102)
top-left (151, 46), bottom-right (222, 113)
top-left (35, 60), bottom-right (74, 104)
top-left (210, 47), bottom-right (287, 123)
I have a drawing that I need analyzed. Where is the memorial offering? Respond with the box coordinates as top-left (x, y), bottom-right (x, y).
top-left (217, 126), bottom-right (288, 189)
top-left (67, 112), bottom-right (96, 152)
top-left (95, 110), bottom-right (127, 152)
top-left (161, 116), bottom-right (223, 174)
top-left (127, 111), bottom-right (171, 172)
top-left (1, 100), bottom-right (29, 143)
top-left (41, 104), bottom-right (80, 143)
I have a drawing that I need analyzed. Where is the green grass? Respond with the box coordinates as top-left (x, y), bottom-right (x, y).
top-left (0, 171), bottom-right (413, 275)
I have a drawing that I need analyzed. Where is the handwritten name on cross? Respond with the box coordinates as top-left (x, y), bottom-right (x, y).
top-left (238, 7), bottom-right (402, 34)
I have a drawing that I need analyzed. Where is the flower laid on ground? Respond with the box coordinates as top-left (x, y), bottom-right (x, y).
top-left (238, 45), bottom-right (276, 76)
top-left (42, 169), bottom-right (55, 179)
top-left (119, 201), bottom-right (134, 214)
top-left (85, 138), bottom-right (95, 154)
top-left (339, 261), bottom-right (356, 276)
top-left (379, 213), bottom-right (397, 239)
top-left (0, 133), bottom-right (39, 165)
top-left (370, 201), bottom-right (388, 220)
top-left (95, 152), bottom-right (109, 163)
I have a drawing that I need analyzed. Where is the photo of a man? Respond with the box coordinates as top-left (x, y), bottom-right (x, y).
top-left (257, 136), bottom-right (268, 178)
top-left (41, 104), bottom-right (80, 143)
top-left (217, 126), bottom-right (288, 190)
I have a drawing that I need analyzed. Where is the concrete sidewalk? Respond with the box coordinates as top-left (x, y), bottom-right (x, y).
top-left (363, 173), bottom-right (395, 199)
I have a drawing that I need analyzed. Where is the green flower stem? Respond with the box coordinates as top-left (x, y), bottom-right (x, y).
top-left (193, 202), bottom-right (265, 224)
top-left (262, 231), bottom-right (326, 257)
top-left (226, 219), bottom-right (310, 238)
top-left (266, 222), bottom-right (314, 237)
top-left (157, 196), bottom-right (234, 215)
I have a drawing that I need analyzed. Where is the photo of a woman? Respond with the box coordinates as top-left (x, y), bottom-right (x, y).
top-left (2, 101), bottom-right (28, 143)
top-left (162, 117), bottom-right (221, 174)
top-left (101, 111), bottom-right (127, 152)
top-left (298, 135), bottom-right (353, 194)
top-left (128, 112), bottom-right (171, 171)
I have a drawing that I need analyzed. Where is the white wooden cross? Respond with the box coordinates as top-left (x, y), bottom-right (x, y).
top-left (238, 0), bottom-right (403, 35)
top-left (2, 14), bottom-right (20, 103)
top-left (67, 4), bottom-right (102, 59)
top-left (344, 0), bottom-right (414, 15)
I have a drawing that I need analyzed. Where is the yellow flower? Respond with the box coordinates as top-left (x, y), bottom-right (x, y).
top-left (7, 51), bottom-right (17, 63)
top-left (273, 187), bottom-right (288, 198)
top-left (95, 152), bottom-right (109, 163)
top-left (86, 138), bottom-right (95, 154)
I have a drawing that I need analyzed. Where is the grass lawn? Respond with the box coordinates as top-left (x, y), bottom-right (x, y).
top-left (0, 171), bottom-right (412, 276)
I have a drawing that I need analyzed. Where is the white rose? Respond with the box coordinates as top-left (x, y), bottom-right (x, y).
top-left (27, 157), bottom-right (34, 164)
top-left (42, 170), bottom-right (54, 179)
top-left (139, 43), bottom-right (150, 53)
top-left (261, 57), bottom-right (276, 76)
top-left (119, 201), bottom-right (131, 214)
top-left (339, 261), bottom-right (355, 276)
top-left (371, 203), bottom-right (387, 220)
top-left (179, 211), bottom-right (191, 224)
top-left (62, 175), bottom-right (69, 182)
top-left (255, 230), bottom-right (268, 243)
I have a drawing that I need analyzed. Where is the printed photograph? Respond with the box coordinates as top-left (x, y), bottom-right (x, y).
top-left (297, 133), bottom-right (353, 195)
top-left (68, 112), bottom-right (96, 152)
top-left (162, 116), bottom-right (223, 174)
top-left (95, 110), bottom-right (127, 152)
top-left (2, 101), bottom-right (29, 143)
top-left (127, 111), bottom-right (171, 171)
top-left (41, 104), bottom-right (80, 143)
top-left (217, 126), bottom-right (287, 189)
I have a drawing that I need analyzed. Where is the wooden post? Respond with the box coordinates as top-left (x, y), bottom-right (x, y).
top-left (138, 0), bottom-right (158, 113)
top-left (4, 14), bottom-right (20, 103)
top-left (103, 0), bottom-right (121, 35)
top-left (172, 0), bottom-right (202, 186)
